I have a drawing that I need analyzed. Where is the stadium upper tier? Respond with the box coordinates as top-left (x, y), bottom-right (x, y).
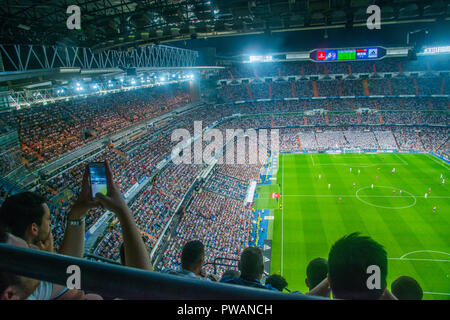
top-left (217, 57), bottom-right (450, 80)
top-left (217, 76), bottom-right (450, 102)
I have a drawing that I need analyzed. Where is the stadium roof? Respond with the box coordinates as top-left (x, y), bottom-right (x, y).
top-left (0, 0), bottom-right (449, 52)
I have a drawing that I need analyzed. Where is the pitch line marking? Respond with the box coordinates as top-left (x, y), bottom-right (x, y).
top-left (425, 153), bottom-right (450, 170)
top-left (394, 153), bottom-right (409, 165)
top-left (389, 258), bottom-right (450, 263)
top-left (355, 186), bottom-right (416, 209)
top-left (281, 194), bottom-right (450, 199)
top-left (399, 250), bottom-right (450, 260)
top-left (423, 292), bottom-right (450, 296)
top-left (309, 162), bottom-right (408, 168)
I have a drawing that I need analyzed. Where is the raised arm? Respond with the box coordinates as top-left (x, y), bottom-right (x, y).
top-left (94, 161), bottom-right (153, 271)
top-left (59, 165), bottom-right (99, 258)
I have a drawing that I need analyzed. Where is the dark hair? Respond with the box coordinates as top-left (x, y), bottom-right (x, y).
top-left (239, 247), bottom-right (263, 279)
top-left (328, 232), bottom-right (387, 300)
top-left (306, 258), bottom-right (328, 289)
top-left (391, 276), bottom-right (423, 300)
top-left (265, 274), bottom-right (288, 291)
top-left (0, 192), bottom-right (46, 238)
top-left (181, 240), bottom-right (204, 270)
top-left (222, 269), bottom-right (240, 278)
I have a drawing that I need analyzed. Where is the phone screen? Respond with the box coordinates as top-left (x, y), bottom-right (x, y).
top-left (89, 163), bottom-right (108, 199)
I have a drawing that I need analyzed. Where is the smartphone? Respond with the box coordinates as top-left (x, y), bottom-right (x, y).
top-left (88, 162), bottom-right (108, 199)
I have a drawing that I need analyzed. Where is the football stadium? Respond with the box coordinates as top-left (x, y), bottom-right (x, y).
top-left (0, 0), bottom-right (449, 304)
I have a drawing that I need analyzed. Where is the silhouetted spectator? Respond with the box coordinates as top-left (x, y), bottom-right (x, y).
top-left (391, 276), bottom-right (423, 300)
top-left (265, 274), bottom-right (288, 292)
top-left (220, 247), bottom-right (278, 291)
top-left (306, 258), bottom-right (328, 291)
top-left (327, 232), bottom-right (396, 300)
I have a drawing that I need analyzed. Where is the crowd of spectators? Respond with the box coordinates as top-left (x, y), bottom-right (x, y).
top-left (0, 67), bottom-right (447, 300)
top-left (157, 157), bottom-right (263, 277)
top-left (216, 76), bottom-right (448, 103)
top-left (217, 58), bottom-right (450, 80)
top-left (0, 84), bottom-right (190, 170)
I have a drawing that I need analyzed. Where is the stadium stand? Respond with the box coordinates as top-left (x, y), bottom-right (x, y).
top-left (0, 55), bottom-right (448, 301)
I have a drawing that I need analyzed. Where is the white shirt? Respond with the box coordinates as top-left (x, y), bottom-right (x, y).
top-left (27, 281), bottom-right (53, 300)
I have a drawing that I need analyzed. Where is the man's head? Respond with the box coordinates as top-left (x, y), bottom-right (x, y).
top-left (181, 240), bottom-right (204, 275)
top-left (265, 274), bottom-right (288, 291)
top-left (222, 269), bottom-right (240, 278)
top-left (391, 276), bottom-right (423, 300)
top-left (327, 232), bottom-right (387, 300)
top-left (239, 247), bottom-right (264, 280)
top-left (0, 227), bottom-right (41, 300)
top-left (0, 192), bottom-right (50, 245)
top-left (306, 258), bottom-right (328, 289)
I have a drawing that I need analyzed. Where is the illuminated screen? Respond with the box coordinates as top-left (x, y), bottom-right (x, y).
top-left (316, 48), bottom-right (379, 61)
top-left (89, 165), bottom-right (108, 198)
top-left (337, 49), bottom-right (356, 60)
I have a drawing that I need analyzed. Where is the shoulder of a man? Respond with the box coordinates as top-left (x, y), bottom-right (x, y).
top-left (27, 281), bottom-right (54, 300)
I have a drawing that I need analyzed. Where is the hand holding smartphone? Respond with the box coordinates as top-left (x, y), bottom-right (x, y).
top-left (88, 162), bottom-right (109, 200)
top-left (89, 161), bottom-right (129, 215)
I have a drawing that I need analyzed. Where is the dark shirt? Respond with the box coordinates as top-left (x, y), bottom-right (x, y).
top-left (220, 275), bottom-right (279, 291)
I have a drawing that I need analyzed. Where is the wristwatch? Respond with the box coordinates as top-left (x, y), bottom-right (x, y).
top-left (67, 217), bottom-right (85, 226)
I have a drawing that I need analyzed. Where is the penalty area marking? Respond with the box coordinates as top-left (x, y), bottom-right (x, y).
top-left (389, 250), bottom-right (450, 297)
top-left (399, 250), bottom-right (450, 260)
top-left (389, 250), bottom-right (450, 264)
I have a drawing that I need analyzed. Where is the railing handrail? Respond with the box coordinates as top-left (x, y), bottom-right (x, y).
top-left (0, 243), bottom-right (324, 300)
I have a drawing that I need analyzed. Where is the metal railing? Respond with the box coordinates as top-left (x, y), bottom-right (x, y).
top-left (0, 243), bottom-right (324, 300)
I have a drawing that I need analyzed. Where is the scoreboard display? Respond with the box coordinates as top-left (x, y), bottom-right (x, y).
top-left (312, 47), bottom-right (384, 62)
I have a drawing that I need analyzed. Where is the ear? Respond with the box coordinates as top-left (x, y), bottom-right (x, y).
top-left (26, 223), bottom-right (39, 240)
top-left (0, 287), bottom-right (20, 300)
top-left (305, 278), bottom-right (309, 288)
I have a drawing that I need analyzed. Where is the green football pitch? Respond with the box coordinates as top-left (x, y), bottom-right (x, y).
top-left (253, 152), bottom-right (449, 300)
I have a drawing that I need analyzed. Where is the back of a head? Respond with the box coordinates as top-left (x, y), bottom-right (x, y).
top-left (222, 269), bottom-right (240, 279)
top-left (265, 274), bottom-right (288, 291)
top-left (0, 192), bottom-right (46, 238)
top-left (391, 276), bottom-right (423, 300)
top-left (181, 240), bottom-right (204, 271)
top-left (306, 258), bottom-right (328, 289)
top-left (328, 232), bottom-right (387, 300)
top-left (239, 247), bottom-right (264, 280)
